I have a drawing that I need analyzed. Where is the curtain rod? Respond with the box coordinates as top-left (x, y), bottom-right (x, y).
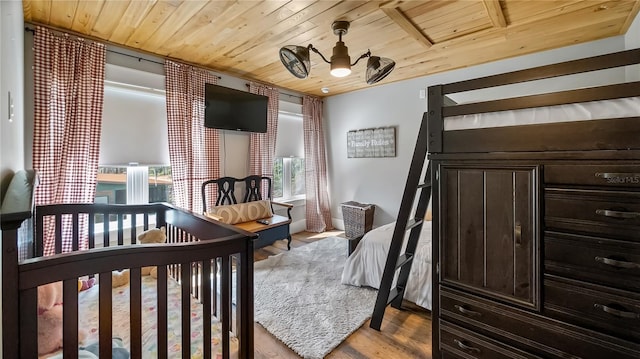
top-left (107, 49), bottom-right (164, 66)
top-left (26, 25), bottom-right (309, 97)
top-left (245, 83), bottom-right (303, 100)
top-left (107, 49), bottom-right (221, 79)
top-left (24, 26), bottom-right (163, 65)
top-left (25, 25), bottom-right (222, 79)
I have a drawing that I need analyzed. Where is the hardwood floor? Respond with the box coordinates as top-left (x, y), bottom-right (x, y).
top-left (253, 230), bottom-right (433, 359)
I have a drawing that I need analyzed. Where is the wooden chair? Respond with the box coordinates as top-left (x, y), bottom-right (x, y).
top-left (202, 175), bottom-right (293, 249)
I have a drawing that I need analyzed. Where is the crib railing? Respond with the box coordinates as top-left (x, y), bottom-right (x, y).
top-left (34, 202), bottom-right (168, 255)
top-left (1, 170), bottom-right (256, 359)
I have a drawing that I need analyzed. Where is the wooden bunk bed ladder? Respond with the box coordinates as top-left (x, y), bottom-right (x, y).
top-left (370, 113), bottom-right (433, 330)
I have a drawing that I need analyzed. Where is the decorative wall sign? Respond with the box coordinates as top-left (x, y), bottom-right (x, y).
top-left (347, 126), bottom-right (396, 158)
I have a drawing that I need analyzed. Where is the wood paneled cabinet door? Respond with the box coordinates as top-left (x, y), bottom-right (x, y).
top-left (439, 165), bottom-right (539, 309)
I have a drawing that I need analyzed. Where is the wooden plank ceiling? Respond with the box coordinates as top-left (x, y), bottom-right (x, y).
top-left (23, 0), bottom-right (640, 97)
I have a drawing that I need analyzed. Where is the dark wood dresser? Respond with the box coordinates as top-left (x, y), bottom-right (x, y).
top-left (432, 156), bottom-right (640, 358)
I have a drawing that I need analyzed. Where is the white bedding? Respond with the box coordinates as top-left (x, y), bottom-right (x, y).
top-left (341, 221), bottom-right (432, 310)
top-left (444, 96), bottom-right (640, 130)
top-left (44, 275), bottom-right (238, 358)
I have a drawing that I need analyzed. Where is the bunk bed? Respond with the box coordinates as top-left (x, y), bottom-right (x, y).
top-left (428, 48), bottom-right (640, 358)
top-left (1, 170), bottom-right (256, 359)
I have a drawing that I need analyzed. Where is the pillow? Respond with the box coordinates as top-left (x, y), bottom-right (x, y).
top-left (205, 200), bottom-right (273, 225)
top-left (424, 209), bottom-right (432, 221)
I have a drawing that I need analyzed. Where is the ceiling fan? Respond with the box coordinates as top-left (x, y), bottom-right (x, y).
top-left (279, 21), bottom-right (396, 85)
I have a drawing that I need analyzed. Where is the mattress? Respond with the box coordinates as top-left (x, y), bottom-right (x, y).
top-left (444, 96), bottom-right (640, 131)
top-left (44, 275), bottom-right (238, 358)
top-left (341, 221), bottom-right (432, 310)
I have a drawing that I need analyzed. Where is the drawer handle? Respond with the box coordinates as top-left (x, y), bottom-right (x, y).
top-left (454, 304), bottom-right (482, 317)
top-left (595, 256), bottom-right (640, 270)
top-left (454, 339), bottom-right (481, 354)
top-left (595, 209), bottom-right (640, 219)
top-left (514, 223), bottom-right (522, 246)
top-left (595, 172), bottom-right (640, 184)
top-left (594, 303), bottom-right (640, 319)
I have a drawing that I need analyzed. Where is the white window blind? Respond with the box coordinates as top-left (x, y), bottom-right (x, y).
top-left (275, 101), bottom-right (304, 158)
top-left (99, 64), bottom-right (169, 166)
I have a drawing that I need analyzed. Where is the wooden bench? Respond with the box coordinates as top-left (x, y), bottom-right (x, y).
top-left (202, 176), bottom-right (293, 250)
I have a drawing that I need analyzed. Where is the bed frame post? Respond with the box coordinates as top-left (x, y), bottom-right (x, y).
top-left (0, 170), bottom-right (38, 359)
top-left (237, 238), bottom-right (254, 358)
top-left (428, 85), bottom-right (443, 153)
top-left (2, 221), bottom-right (21, 359)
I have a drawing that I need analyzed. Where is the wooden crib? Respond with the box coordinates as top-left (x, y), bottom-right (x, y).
top-left (1, 170), bottom-right (256, 359)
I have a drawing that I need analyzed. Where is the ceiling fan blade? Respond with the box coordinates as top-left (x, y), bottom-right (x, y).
top-left (366, 56), bottom-right (395, 85)
top-left (279, 45), bottom-right (310, 79)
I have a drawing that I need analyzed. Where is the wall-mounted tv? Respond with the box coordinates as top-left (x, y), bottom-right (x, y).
top-left (204, 84), bottom-right (268, 133)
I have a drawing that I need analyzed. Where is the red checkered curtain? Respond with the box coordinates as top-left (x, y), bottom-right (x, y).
top-left (32, 27), bottom-right (106, 256)
top-left (248, 82), bottom-right (279, 193)
top-left (303, 95), bottom-right (333, 232)
top-left (165, 60), bottom-right (220, 213)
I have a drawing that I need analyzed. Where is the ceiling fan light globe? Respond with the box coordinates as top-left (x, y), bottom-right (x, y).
top-left (279, 45), bottom-right (310, 79)
top-left (331, 67), bottom-right (351, 77)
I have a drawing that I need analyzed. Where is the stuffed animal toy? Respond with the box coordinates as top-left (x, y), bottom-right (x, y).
top-left (137, 226), bottom-right (166, 245)
top-left (37, 282), bottom-right (86, 355)
top-left (137, 227), bottom-right (166, 277)
top-left (78, 278), bottom-right (96, 292)
top-left (149, 266), bottom-right (159, 279)
top-left (112, 270), bottom-right (130, 288)
top-left (38, 281), bottom-right (63, 355)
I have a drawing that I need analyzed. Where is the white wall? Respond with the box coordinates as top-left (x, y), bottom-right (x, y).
top-left (1, 0), bottom-right (25, 181)
top-left (626, 10), bottom-right (640, 81)
top-left (626, 9), bottom-right (640, 49)
top-left (324, 35), bottom-right (627, 228)
top-left (0, 0), bottom-right (25, 352)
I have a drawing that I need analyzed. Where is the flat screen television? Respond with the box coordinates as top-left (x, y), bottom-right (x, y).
top-left (204, 84), bottom-right (268, 133)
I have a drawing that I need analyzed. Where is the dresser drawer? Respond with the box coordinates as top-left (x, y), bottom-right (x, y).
top-left (545, 164), bottom-right (640, 188)
top-left (440, 286), bottom-right (640, 359)
top-left (545, 188), bottom-right (640, 241)
top-left (545, 231), bottom-right (640, 291)
top-left (544, 276), bottom-right (640, 343)
top-left (440, 320), bottom-right (540, 359)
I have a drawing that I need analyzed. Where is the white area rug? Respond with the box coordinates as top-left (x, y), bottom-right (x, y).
top-left (254, 237), bottom-right (378, 359)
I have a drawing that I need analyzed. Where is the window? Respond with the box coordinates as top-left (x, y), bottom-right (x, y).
top-left (96, 64), bottom-right (173, 206)
top-left (273, 157), bottom-right (305, 200)
top-left (94, 64), bottom-right (171, 240)
top-left (273, 106), bottom-right (305, 201)
top-left (95, 165), bottom-right (173, 205)
top-left (95, 165), bottom-right (172, 232)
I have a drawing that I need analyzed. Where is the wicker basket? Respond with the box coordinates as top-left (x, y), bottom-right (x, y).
top-left (341, 201), bottom-right (375, 239)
